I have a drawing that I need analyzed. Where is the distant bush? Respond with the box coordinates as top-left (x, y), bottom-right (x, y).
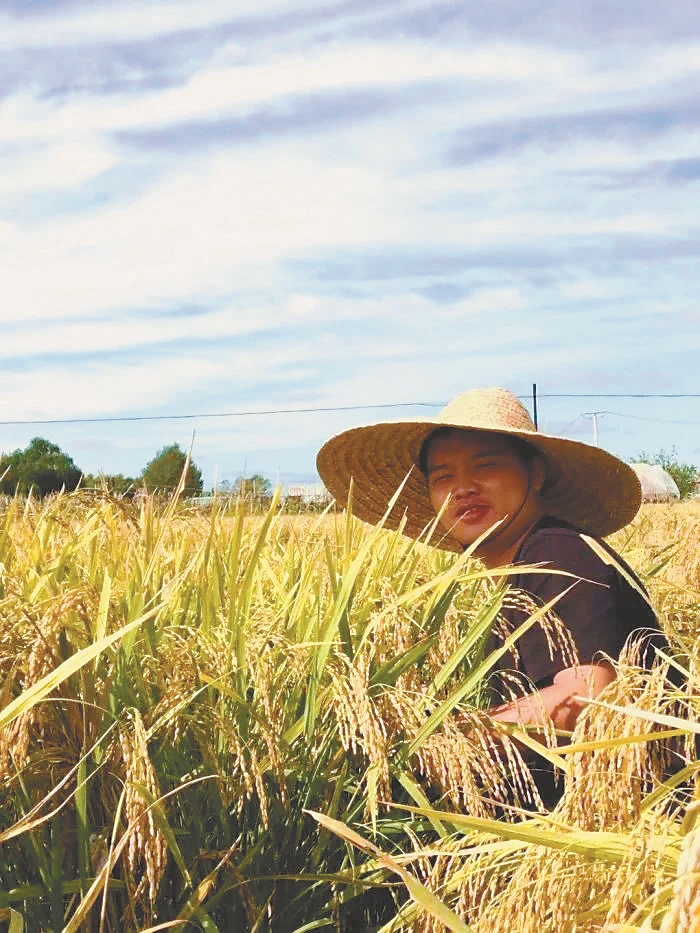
top-left (284, 494), bottom-right (333, 514)
top-left (0, 436), bottom-right (82, 496)
top-left (83, 473), bottom-right (139, 497)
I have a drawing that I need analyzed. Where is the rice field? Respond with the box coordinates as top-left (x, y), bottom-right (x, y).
top-left (0, 491), bottom-right (699, 932)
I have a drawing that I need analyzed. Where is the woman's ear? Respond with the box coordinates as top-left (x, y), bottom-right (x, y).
top-left (531, 455), bottom-right (547, 494)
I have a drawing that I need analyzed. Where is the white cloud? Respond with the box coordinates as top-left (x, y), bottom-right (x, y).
top-left (0, 140), bottom-right (115, 199)
top-left (0, 145), bottom-right (399, 321)
top-left (0, 335), bottom-right (318, 421)
top-left (0, 39), bottom-right (577, 147)
top-left (0, 0), bottom-right (349, 51)
top-left (0, 289), bottom-right (375, 361)
top-left (0, 356), bottom-right (220, 421)
top-left (0, 307), bottom-right (255, 359)
top-left (0, 2), bottom-right (696, 477)
top-left (2, 121), bottom-right (687, 330)
top-left (0, 287), bottom-right (528, 427)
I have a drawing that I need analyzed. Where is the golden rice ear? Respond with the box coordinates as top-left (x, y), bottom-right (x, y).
top-left (119, 710), bottom-right (168, 916)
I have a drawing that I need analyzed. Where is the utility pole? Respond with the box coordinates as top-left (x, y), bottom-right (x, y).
top-left (583, 411), bottom-right (605, 447)
top-left (532, 383), bottom-right (538, 430)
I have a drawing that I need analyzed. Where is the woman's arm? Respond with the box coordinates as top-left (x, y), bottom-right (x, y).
top-left (489, 661), bottom-right (616, 733)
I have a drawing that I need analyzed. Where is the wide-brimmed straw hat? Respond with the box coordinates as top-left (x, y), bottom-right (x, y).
top-left (316, 387), bottom-right (642, 552)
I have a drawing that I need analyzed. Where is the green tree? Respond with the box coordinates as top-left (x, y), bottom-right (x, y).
top-left (233, 474), bottom-right (272, 500)
top-left (0, 437), bottom-right (82, 496)
top-left (83, 473), bottom-right (139, 496)
top-left (141, 444), bottom-right (203, 496)
top-left (635, 447), bottom-right (699, 499)
top-left (232, 474), bottom-right (272, 511)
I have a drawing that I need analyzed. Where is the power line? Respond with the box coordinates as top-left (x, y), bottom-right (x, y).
top-left (0, 402), bottom-right (442, 427)
top-left (557, 413), bottom-right (587, 435)
top-left (534, 394), bottom-right (700, 399)
top-left (604, 410), bottom-right (700, 426)
top-left (0, 394), bottom-right (698, 428)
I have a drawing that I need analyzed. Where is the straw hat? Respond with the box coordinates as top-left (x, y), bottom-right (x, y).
top-left (316, 387), bottom-right (642, 552)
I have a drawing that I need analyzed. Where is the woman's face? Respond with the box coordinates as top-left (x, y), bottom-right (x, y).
top-left (424, 429), bottom-right (545, 558)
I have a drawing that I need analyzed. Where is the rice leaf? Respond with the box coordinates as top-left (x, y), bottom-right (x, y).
top-left (389, 804), bottom-right (635, 865)
top-left (306, 810), bottom-right (472, 933)
top-left (0, 909), bottom-right (24, 933)
top-left (0, 612), bottom-right (154, 732)
top-left (404, 584), bottom-right (577, 758)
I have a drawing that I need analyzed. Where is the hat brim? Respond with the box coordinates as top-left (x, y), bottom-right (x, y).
top-left (316, 419), bottom-right (641, 552)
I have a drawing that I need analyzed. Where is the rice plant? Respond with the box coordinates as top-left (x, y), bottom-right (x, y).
top-left (317, 504), bottom-right (700, 932)
top-left (0, 492), bottom-right (697, 931)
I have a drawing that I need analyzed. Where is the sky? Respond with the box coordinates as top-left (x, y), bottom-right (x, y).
top-left (1, 0), bottom-right (699, 488)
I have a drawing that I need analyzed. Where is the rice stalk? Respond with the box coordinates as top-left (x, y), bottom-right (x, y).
top-left (0, 493), bottom-right (697, 930)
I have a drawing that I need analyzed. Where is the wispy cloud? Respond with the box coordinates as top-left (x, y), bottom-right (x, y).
top-left (0, 0), bottom-right (698, 481)
top-left (447, 98), bottom-right (700, 165)
top-left (0, 1), bottom-right (328, 50)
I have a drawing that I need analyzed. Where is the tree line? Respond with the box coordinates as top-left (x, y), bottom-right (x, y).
top-left (2, 436), bottom-right (697, 501)
top-left (0, 437), bottom-right (271, 500)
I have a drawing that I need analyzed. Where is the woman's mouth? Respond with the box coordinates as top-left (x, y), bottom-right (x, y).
top-left (452, 504), bottom-right (490, 524)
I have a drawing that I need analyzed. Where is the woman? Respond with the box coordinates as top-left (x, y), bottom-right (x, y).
top-left (317, 387), bottom-right (662, 737)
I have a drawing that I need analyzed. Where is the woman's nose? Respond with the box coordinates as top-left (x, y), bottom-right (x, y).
top-left (452, 472), bottom-right (477, 497)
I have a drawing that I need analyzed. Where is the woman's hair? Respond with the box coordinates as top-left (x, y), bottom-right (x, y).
top-left (417, 427), bottom-right (540, 477)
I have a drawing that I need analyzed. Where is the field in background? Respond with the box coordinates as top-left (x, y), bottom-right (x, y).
top-left (0, 494), bottom-right (698, 932)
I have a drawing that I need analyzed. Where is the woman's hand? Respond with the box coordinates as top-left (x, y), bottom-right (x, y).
top-left (489, 661), bottom-right (616, 733)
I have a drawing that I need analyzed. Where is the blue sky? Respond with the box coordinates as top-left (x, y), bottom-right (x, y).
top-left (1, 0), bottom-right (698, 487)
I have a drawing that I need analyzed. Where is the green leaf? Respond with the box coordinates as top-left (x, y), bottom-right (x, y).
top-left (0, 611), bottom-right (154, 733)
top-left (389, 803), bottom-right (677, 872)
top-left (306, 810), bottom-right (472, 933)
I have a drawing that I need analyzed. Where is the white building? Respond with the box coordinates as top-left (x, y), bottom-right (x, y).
top-left (630, 463), bottom-right (680, 502)
top-left (285, 483), bottom-right (331, 505)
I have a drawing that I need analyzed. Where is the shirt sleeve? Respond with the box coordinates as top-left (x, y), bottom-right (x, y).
top-left (510, 529), bottom-right (630, 686)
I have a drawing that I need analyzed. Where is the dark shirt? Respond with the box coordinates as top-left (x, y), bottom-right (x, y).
top-left (486, 517), bottom-right (665, 809)
top-left (490, 517), bottom-right (662, 694)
